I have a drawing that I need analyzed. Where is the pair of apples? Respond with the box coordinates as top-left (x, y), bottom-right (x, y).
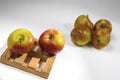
top-left (71, 15), bottom-right (112, 49)
top-left (7, 28), bottom-right (65, 55)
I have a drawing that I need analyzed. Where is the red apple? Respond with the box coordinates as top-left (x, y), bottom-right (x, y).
top-left (7, 28), bottom-right (35, 54)
top-left (39, 28), bottom-right (65, 55)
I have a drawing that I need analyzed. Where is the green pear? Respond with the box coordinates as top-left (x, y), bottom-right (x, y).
top-left (74, 15), bottom-right (94, 30)
top-left (92, 28), bottom-right (110, 49)
top-left (94, 19), bottom-right (112, 33)
top-left (71, 26), bottom-right (91, 46)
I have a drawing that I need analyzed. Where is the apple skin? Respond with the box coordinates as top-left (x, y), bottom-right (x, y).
top-left (7, 28), bottom-right (35, 54)
top-left (39, 29), bottom-right (65, 55)
top-left (94, 19), bottom-right (112, 33)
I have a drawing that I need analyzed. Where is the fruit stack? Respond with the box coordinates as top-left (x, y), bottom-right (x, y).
top-left (0, 28), bottom-right (65, 79)
top-left (92, 19), bottom-right (112, 49)
top-left (71, 15), bottom-right (112, 49)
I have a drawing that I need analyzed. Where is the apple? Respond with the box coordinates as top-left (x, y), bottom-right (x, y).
top-left (70, 26), bottom-right (91, 46)
top-left (38, 28), bottom-right (65, 55)
top-left (94, 19), bottom-right (112, 33)
top-left (7, 28), bottom-right (35, 54)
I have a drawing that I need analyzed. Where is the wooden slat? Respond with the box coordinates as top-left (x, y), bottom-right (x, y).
top-left (1, 48), bottom-right (11, 59)
top-left (0, 41), bottom-right (56, 79)
top-left (43, 56), bottom-right (56, 74)
top-left (15, 54), bottom-right (27, 65)
top-left (28, 57), bottom-right (40, 69)
top-left (9, 58), bottom-right (14, 62)
top-left (35, 67), bottom-right (42, 72)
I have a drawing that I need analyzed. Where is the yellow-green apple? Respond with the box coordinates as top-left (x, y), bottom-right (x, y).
top-left (70, 26), bottom-right (91, 46)
top-left (94, 19), bottom-right (112, 33)
top-left (74, 15), bottom-right (94, 30)
top-left (92, 28), bottom-right (110, 49)
top-left (7, 28), bottom-right (35, 54)
top-left (38, 29), bottom-right (65, 55)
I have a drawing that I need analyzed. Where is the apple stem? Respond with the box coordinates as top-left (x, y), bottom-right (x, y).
top-left (19, 35), bottom-right (24, 43)
top-left (49, 34), bottom-right (54, 40)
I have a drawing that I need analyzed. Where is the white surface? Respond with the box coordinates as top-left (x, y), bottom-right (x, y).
top-left (0, 0), bottom-right (120, 80)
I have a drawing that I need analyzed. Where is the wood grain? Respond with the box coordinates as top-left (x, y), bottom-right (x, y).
top-left (0, 41), bottom-right (56, 79)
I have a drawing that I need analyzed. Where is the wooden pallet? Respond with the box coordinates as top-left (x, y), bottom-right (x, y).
top-left (0, 41), bottom-right (56, 79)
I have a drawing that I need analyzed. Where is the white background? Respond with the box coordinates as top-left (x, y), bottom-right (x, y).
top-left (0, 0), bottom-right (120, 80)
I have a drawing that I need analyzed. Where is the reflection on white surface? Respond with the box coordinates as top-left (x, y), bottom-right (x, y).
top-left (0, 0), bottom-right (120, 80)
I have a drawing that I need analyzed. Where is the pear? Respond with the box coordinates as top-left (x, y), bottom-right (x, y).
top-left (74, 15), bottom-right (94, 30)
top-left (94, 19), bottom-right (112, 33)
top-left (92, 28), bottom-right (110, 49)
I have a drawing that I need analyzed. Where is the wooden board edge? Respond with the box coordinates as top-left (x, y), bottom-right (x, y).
top-left (0, 58), bottom-right (49, 79)
top-left (0, 56), bottom-right (1, 63)
top-left (0, 46), bottom-right (56, 79)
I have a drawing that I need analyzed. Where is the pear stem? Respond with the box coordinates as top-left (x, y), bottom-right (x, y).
top-left (101, 24), bottom-right (106, 28)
